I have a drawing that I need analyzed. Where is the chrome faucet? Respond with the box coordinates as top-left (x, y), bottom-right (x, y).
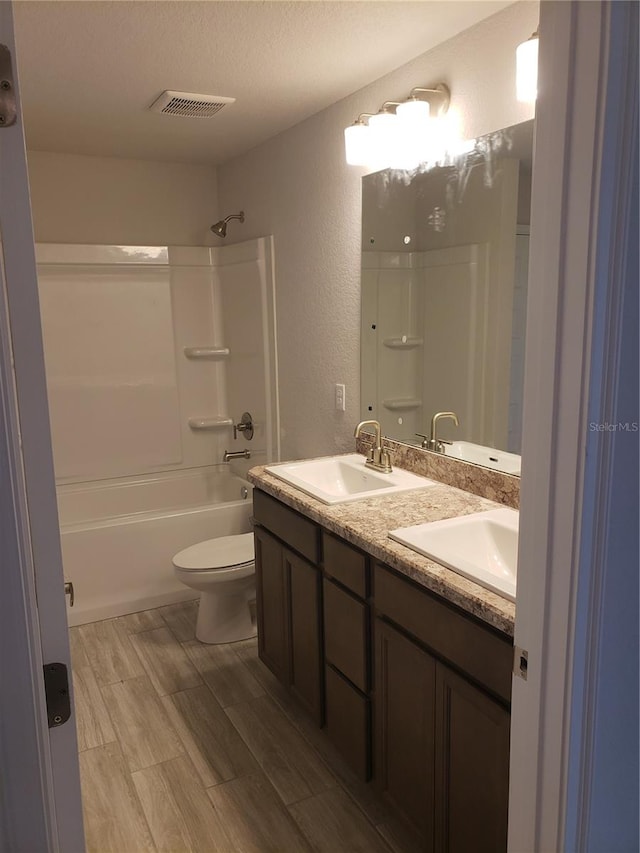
top-left (354, 420), bottom-right (393, 473)
top-left (223, 449), bottom-right (251, 462)
top-left (417, 411), bottom-right (459, 454)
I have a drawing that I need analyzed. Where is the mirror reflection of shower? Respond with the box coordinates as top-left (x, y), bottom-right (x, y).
top-left (211, 210), bottom-right (245, 238)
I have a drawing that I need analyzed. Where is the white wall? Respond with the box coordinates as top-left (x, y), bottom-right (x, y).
top-left (27, 150), bottom-right (219, 246)
top-left (217, 1), bottom-right (538, 461)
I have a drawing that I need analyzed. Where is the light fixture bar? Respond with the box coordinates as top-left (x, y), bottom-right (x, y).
top-left (343, 81), bottom-right (451, 170)
top-left (344, 113), bottom-right (376, 166)
top-left (408, 83), bottom-right (451, 116)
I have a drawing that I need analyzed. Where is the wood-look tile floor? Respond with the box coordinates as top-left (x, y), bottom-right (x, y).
top-left (71, 601), bottom-right (421, 853)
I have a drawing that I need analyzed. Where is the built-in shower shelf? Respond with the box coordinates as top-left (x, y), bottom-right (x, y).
top-left (382, 337), bottom-right (423, 349)
top-left (188, 416), bottom-right (234, 431)
top-left (184, 346), bottom-right (230, 359)
top-left (382, 398), bottom-right (422, 411)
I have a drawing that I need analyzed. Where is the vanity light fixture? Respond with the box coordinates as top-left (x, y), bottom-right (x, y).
top-left (344, 82), bottom-right (451, 170)
top-left (396, 97), bottom-right (430, 131)
top-left (344, 114), bottom-right (374, 166)
top-left (516, 29), bottom-right (539, 102)
top-left (368, 103), bottom-right (401, 169)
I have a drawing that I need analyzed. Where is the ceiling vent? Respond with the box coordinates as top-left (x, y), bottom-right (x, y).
top-left (149, 90), bottom-right (235, 118)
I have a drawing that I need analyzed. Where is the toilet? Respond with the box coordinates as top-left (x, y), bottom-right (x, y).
top-left (172, 533), bottom-right (256, 644)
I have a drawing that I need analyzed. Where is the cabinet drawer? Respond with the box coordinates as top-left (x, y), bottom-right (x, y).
top-left (323, 578), bottom-right (368, 692)
top-left (253, 489), bottom-right (320, 564)
top-left (374, 563), bottom-right (512, 704)
top-left (325, 666), bottom-right (370, 781)
top-left (323, 532), bottom-right (368, 598)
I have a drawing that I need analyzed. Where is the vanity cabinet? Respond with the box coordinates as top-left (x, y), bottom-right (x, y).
top-left (322, 532), bottom-right (372, 780)
top-left (374, 618), bottom-right (436, 842)
top-left (253, 526), bottom-right (290, 683)
top-left (252, 487), bottom-right (512, 851)
top-left (433, 661), bottom-right (510, 853)
top-left (253, 492), bottom-right (372, 776)
top-left (374, 562), bottom-right (511, 853)
top-left (253, 491), bottom-right (323, 723)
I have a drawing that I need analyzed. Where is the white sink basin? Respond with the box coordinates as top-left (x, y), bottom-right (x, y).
top-left (389, 508), bottom-right (518, 600)
top-left (445, 441), bottom-right (521, 476)
top-left (265, 453), bottom-right (434, 505)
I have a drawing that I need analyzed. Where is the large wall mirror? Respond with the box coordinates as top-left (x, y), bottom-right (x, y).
top-left (360, 120), bottom-right (533, 476)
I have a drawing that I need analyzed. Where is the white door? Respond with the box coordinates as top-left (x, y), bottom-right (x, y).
top-left (0, 4), bottom-right (85, 851)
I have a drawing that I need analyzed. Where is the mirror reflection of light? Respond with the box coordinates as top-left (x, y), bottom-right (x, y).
top-left (450, 137), bottom-right (476, 158)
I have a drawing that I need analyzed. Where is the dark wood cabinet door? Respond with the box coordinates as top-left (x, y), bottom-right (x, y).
top-left (434, 663), bottom-right (510, 853)
top-left (325, 665), bottom-right (370, 780)
top-left (254, 526), bottom-right (290, 684)
top-left (374, 618), bottom-right (436, 846)
top-left (286, 547), bottom-right (323, 724)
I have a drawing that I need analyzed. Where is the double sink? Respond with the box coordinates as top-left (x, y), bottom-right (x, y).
top-left (265, 454), bottom-right (517, 601)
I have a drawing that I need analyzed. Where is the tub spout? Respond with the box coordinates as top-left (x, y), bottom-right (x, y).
top-left (224, 449), bottom-right (251, 462)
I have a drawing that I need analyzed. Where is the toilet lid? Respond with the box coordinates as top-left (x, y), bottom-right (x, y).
top-left (173, 532), bottom-right (254, 571)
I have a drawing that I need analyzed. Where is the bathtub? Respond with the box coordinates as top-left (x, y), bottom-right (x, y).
top-left (57, 466), bottom-right (254, 626)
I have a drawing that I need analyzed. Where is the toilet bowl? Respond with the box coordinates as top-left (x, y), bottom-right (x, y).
top-left (173, 532), bottom-right (256, 644)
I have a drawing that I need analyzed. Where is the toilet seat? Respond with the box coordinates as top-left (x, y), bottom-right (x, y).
top-left (172, 532), bottom-right (254, 572)
top-left (172, 532), bottom-right (256, 644)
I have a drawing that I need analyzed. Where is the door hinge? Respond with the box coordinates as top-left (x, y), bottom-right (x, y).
top-left (0, 45), bottom-right (17, 128)
top-left (43, 663), bottom-right (71, 728)
top-left (513, 646), bottom-right (528, 681)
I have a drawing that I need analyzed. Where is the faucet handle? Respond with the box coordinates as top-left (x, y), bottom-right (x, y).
top-left (415, 432), bottom-right (429, 449)
top-left (233, 412), bottom-right (254, 441)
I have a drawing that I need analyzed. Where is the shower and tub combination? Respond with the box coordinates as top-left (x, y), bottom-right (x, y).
top-left (36, 236), bottom-right (279, 634)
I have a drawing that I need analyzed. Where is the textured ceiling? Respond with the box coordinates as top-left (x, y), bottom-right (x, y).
top-left (14, 0), bottom-right (512, 165)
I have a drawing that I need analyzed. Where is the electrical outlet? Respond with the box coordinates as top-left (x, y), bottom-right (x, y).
top-left (335, 383), bottom-right (346, 412)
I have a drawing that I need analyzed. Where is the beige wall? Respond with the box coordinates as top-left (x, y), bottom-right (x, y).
top-left (217, 1), bottom-right (538, 461)
top-left (27, 150), bottom-right (219, 246)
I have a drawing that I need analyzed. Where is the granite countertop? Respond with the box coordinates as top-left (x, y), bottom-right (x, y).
top-left (248, 461), bottom-right (516, 637)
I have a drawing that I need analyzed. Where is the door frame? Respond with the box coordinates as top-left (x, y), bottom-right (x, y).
top-left (0, 3), bottom-right (85, 850)
top-left (509, 1), bottom-right (638, 850)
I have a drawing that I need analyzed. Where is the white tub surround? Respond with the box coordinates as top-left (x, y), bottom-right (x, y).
top-left (36, 239), bottom-right (279, 482)
top-left (36, 239), bottom-right (279, 624)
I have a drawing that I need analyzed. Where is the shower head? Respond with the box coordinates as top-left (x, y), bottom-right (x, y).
top-left (210, 210), bottom-right (245, 238)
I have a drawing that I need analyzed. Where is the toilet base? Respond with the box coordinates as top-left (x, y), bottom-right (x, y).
top-left (195, 585), bottom-right (256, 644)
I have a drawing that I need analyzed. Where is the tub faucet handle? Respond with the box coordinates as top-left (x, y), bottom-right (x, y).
top-left (233, 412), bottom-right (254, 441)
